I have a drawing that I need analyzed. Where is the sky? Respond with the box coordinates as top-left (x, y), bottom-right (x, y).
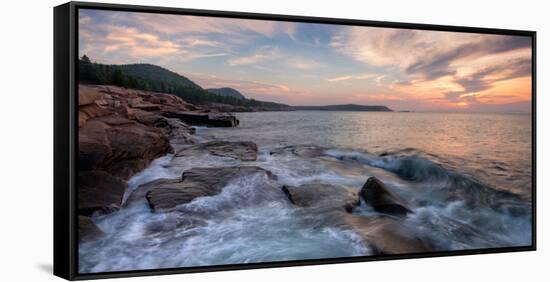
top-left (79, 9), bottom-right (532, 112)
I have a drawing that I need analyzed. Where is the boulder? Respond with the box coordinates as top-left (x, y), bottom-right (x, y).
top-left (163, 111), bottom-right (239, 127)
top-left (102, 124), bottom-right (173, 179)
top-left (79, 85), bottom-right (177, 180)
top-left (360, 177), bottom-right (412, 216)
top-left (282, 184), bottom-right (359, 212)
top-left (78, 170), bottom-right (127, 215)
top-left (79, 85), bottom-right (105, 106)
top-left (205, 141), bottom-right (257, 161)
top-left (124, 178), bottom-right (167, 207)
top-left (161, 118), bottom-right (196, 143)
top-left (100, 85), bottom-right (139, 99)
top-left (279, 179), bottom-right (428, 254)
top-left (176, 141), bottom-right (258, 161)
top-left (145, 179), bottom-right (203, 212)
top-left (78, 115), bottom-right (173, 180)
top-left (127, 109), bottom-right (196, 144)
top-left (207, 103), bottom-right (255, 113)
top-left (143, 168), bottom-right (267, 211)
top-left (279, 184), bottom-right (431, 254)
top-left (78, 121), bottom-right (112, 171)
top-left (343, 214), bottom-right (432, 254)
top-left (142, 92), bottom-right (197, 110)
top-left (78, 216), bottom-right (105, 243)
top-left (269, 145), bottom-right (325, 158)
top-left (181, 166), bottom-right (275, 185)
top-left (136, 166), bottom-right (276, 211)
top-left (78, 104), bottom-right (111, 127)
top-left (129, 102), bottom-right (161, 112)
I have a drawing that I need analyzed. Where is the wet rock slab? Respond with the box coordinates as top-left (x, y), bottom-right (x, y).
top-left (131, 166), bottom-right (276, 211)
top-left (78, 216), bottom-right (105, 243)
top-left (269, 145), bottom-right (325, 158)
top-left (282, 183), bottom-right (359, 212)
top-left (343, 214), bottom-right (432, 255)
top-left (176, 141), bottom-right (258, 161)
top-left (78, 170), bottom-right (127, 215)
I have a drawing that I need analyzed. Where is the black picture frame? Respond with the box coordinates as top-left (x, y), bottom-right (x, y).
top-left (54, 1), bottom-right (537, 280)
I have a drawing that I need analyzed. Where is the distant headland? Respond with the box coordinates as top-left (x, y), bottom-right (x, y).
top-left (292, 104), bottom-right (392, 112)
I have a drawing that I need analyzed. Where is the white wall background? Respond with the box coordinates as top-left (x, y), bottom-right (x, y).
top-left (0, 0), bottom-right (546, 281)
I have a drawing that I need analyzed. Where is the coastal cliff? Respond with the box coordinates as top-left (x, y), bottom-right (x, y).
top-left (77, 84), bottom-right (239, 240)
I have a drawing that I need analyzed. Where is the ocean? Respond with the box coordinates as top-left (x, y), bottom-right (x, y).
top-left (79, 111), bottom-right (533, 273)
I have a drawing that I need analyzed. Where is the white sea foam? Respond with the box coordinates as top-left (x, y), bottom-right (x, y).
top-left (80, 164), bottom-right (372, 273)
top-left (80, 112), bottom-right (532, 273)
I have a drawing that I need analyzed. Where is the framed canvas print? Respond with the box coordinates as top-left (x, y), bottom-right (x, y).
top-left (54, 1), bottom-right (536, 280)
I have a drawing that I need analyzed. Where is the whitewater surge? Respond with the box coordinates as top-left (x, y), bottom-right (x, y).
top-left (79, 111), bottom-right (532, 273)
top-left (80, 147), bottom-right (374, 273)
top-left (79, 144), bottom-right (531, 273)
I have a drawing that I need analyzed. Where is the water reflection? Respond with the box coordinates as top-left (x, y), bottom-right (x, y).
top-left (199, 111), bottom-right (532, 196)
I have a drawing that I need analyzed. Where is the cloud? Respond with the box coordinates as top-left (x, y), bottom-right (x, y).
top-left (79, 15), bottom-right (91, 25)
top-left (330, 27), bottom-right (446, 68)
top-left (177, 36), bottom-right (221, 48)
top-left (227, 46), bottom-right (281, 66)
top-left (182, 52), bottom-right (230, 61)
top-left (80, 9), bottom-right (298, 65)
top-left (331, 26), bottom-right (531, 81)
top-left (327, 73), bottom-right (379, 82)
top-left (186, 73), bottom-right (285, 92)
top-left (102, 26), bottom-right (180, 57)
top-left (126, 12), bottom-right (297, 43)
top-left (405, 36), bottom-right (531, 80)
top-left (285, 58), bottom-right (322, 70)
top-left (227, 47), bottom-right (322, 70)
top-left (444, 57), bottom-right (532, 103)
top-left (79, 14), bottom-right (235, 64)
top-left (331, 25), bottom-right (532, 110)
top-left (186, 73), bottom-right (304, 104)
top-left (444, 91), bottom-right (464, 102)
top-left (227, 53), bottom-right (267, 66)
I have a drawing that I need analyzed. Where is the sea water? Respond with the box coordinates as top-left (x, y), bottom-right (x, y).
top-left (79, 111), bottom-right (532, 273)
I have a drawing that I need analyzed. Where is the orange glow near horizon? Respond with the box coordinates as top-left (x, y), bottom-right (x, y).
top-left (79, 10), bottom-right (533, 112)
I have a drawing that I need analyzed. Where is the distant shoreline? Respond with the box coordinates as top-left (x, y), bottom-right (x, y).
top-left (292, 104), bottom-right (392, 112)
top-left (233, 109), bottom-right (531, 115)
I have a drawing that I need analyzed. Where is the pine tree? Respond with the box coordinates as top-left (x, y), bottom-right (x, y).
top-left (111, 69), bottom-right (126, 86)
top-left (81, 54), bottom-right (91, 63)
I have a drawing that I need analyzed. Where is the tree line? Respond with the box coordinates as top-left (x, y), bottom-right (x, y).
top-left (78, 55), bottom-right (289, 108)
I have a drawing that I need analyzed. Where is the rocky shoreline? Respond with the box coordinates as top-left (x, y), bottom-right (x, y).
top-left (78, 84), bottom-right (432, 255)
top-left (78, 84), bottom-right (239, 238)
